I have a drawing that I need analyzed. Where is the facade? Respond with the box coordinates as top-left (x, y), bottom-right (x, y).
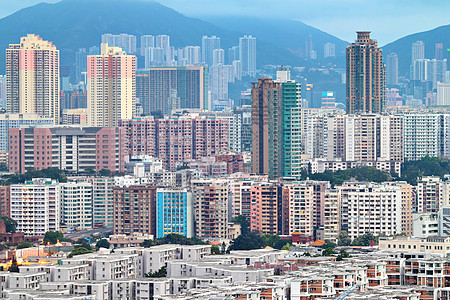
top-left (156, 188), bottom-right (193, 238)
top-left (283, 182), bottom-right (314, 236)
top-left (416, 176), bottom-right (445, 213)
top-left (60, 182), bottom-right (93, 230)
top-left (346, 31), bottom-right (385, 114)
top-left (113, 186), bottom-right (157, 236)
top-left (9, 126), bottom-right (126, 174)
top-left (10, 178), bottom-right (59, 236)
top-left (192, 179), bottom-right (228, 239)
top-left (87, 43), bottom-right (136, 127)
top-left (6, 34), bottom-right (60, 123)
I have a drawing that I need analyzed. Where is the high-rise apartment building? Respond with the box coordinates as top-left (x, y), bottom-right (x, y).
top-left (138, 66), bottom-right (208, 114)
top-left (239, 35), bottom-right (257, 76)
top-left (60, 182), bottom-right (93, 230)
top-left (417, 176), bottom-right (445, 213)
top-left (192, 179), bottom-right (228, 239)
top-left (324, 42), bottom-right (336, 58)
top-left (403, 114), bottom-right (440, 161)
top-left (6, 34), bottom-right (60, 123)
top-left (10, 178), bottom-right (59, 237)
top-left (9, 126), bottom-right (126, 174)
top-left (437, 82), bottom-right (450, 106)
top-left (386, 53), bottom-right (399, 85)
top-left (346, 31), bottom-right (385, 114)
top-left (338, 181), bottom-right (402, 239)
top-left (251, 69), bottom-right (302, 179)
top-left (101, 33), bottom-right (137, 54)
top-left (120, 116), bottom-right (228, 170)
top-left (75, 48), bottom-right (87, 84)
top-left (140, 35), bottom-right (155, 56)
top-left (155, 35), bottom-right (170, 49)
top-left (156, 188), bottom-right (193, 238)
top-left (87, 43), bottom-right (136, 127)
top-left (0, 186), bottom-right (10, 217)
top-left (283, 182), bottom-right (314, 236)
top-left (250, 182), bottom-right (281, 235)
top-left (411, 41), bottom-right (425, 63)
top-left (113, 186), bottom-right (157, 235)
top-left (201, 36), bottom-right (220, 66)
top-left (435, 43), bottom-right (444, 60)
top-left (87, 177), bottom-right (115, 228)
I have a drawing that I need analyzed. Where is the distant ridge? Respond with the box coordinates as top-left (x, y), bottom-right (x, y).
top-left (382, 25), bottom-right (450, 76)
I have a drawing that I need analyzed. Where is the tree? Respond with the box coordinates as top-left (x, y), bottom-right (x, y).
top-left (68, 247), bottom-right (93, 258)
top-left (43, 231), bottom-right (64, 245)
top-left (322, 240), bottom-right (337, 249)
top-left (0, 163), bottom-right (8, 171)
top-left (211, 245), bottom-right (220, 254)
top-left (8, 256), bottom-right (19, 272)
top-left (17, 242), bottom-right (34, 249)
top-left (281, 243), bottom-right (291, 250)
top-left (231, 215), bottom-right (250, 234)
top-left (0, 216), bottom-right (17, 233)
top-left (221, 242), bottom-right (227, 254)
top-left (351, 233), bottom-right (378, 246)
top-left (322, 247), bottom-right (336, 256)
top-left (336, 249), bottom-right (351, 261)
top-left (145, 266), bottom-right (167, 278)
top-left (75, 238), bottom-right (93, 250)
top-left (261, 234), bottom-right (280, 248)
top-left (229, 231), bottom-right (265, 251)
top-left (338, 231), bottom-right (352, 246)
top-left (98, 168), bottom-right (112, 177)
top-left (96, 239), bottom-right (110, 250)
top-left (85, 168), bottom-right (95, 175)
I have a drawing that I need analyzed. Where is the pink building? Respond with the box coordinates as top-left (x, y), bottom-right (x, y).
top-left (250, 182), bottom-right (282, 235)
top-left (120, 116), bottom-right (228, 170)
top-left (0, 186), bottom-right (10, 217)
top-left (9, 126), bottom-right (126, 174)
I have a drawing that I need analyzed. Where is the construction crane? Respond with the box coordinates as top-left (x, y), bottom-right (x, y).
top-left (335, 284), bottom-right (360, 300)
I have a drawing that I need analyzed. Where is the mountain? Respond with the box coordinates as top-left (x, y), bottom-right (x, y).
top-left (0, 0), bottom-right (306, 75)
top-left (382, 25), bottom-right (450, 76)
top-left (203, 16), bottom-right (348, 60)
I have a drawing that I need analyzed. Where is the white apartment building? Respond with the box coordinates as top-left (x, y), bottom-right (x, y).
top-left (412, 212), bottom-right (438, 237)
top-left (10, 178), bottom-right (60, 237)
top-left (403, 114), bottom-right (440, 161)
top-left (323, 189), bottom-right (341, 242)
top-left (338, 181), bottom-right (403, 239)
top-left (416, 176), bottom-right (448, 213)
top-left (60, 182), bottom-right (93, 230)
top-left (283, 182), bottom-right (314, 236)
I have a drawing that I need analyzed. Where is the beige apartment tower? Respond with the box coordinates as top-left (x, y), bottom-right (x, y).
top-left (87, 43), bottom-right (136, 127)
top-left (6, 34), bottom-right (60, 123)
top-left (346, 31), bottom-right (385, 114)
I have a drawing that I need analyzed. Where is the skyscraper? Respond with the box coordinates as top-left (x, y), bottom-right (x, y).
top-left (411, 40), bottom-right (425, 63)
top-left (212, 49), bottom-right (225, 66)
top-left (140, 35), bottom-right (155, 56)
top-left (139, 66), bottom-right (208, 114)
top-left (87, 43), bottom-right (136, 127)
top-left (6, 34), bottom-right (60, 123)
top-left (252, 68), bottom-right (302, 179)
top-left (305, 35), bottom-right (313, 58)
top-left (386, 52), bottom-right (399, 85)
top-left (75, 48), bottom-right (87, 84)
top-left (435, 43), bottom-right (444, 60)
top-left (101, 33), bottom-right (137, 53)
top-left (346, 31), bottom-right (385, 114)
top-left (202, 36), bottom-right (220, 66)
top-left (324, 42), bottom-right (336, 58)
top-left (155, 35), bottom-right (170, 49)
top-left (239, 35), bottom-right (257, 76)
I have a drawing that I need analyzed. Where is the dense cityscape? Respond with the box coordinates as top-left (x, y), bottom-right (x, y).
top-left (0, 0), bottom-right (447, 299)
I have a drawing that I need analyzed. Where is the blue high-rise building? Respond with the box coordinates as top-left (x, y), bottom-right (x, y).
top-left (156, 188), bottom-right (193, 238)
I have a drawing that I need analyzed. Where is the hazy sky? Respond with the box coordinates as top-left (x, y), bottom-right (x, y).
top-left (1, 0), bottom-right (449, 45)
